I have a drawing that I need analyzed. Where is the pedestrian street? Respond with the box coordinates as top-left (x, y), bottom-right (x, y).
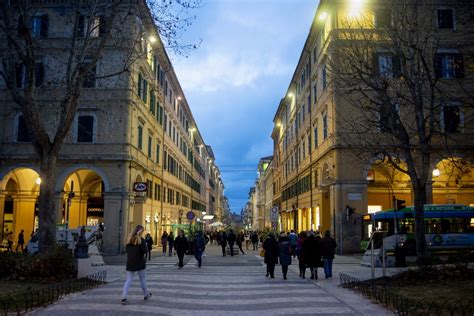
top-left (29, 245), bottom-right (389, 315)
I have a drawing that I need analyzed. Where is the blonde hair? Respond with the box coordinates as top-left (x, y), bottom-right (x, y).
top-left (126, 225), bottom-right (144, 245)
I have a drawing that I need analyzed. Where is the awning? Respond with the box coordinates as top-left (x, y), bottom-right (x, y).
top-left (209, 221), bottom-right (224, 227)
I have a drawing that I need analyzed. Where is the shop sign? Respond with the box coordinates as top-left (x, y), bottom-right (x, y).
top-left (186, 211), bottom-right (195, 221)
top-left (133, 182), bottom-right (147, 192)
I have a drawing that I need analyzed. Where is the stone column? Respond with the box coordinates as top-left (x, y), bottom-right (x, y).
top-left (0, 193), bottom-right (5, 240)
top-left (102, 191), bottom-right (125, 254)
top-left (13, 195), bottom-right (37, 240)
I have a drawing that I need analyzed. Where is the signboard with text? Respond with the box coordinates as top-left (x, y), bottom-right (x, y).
top-left (133, 182), bottom-right (147, 192)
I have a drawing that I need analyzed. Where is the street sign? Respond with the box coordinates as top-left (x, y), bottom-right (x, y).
top-left (271, 206), bottom-right (278, 222)
top-left (133, 182), bottom-right (147, 192)
top-left (186, 211), bottom-right (195, 221)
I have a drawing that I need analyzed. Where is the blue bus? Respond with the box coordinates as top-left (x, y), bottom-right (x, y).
top-left (360, 205), bottom-right (474, 266)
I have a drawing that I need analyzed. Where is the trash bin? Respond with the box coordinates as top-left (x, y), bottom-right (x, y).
top-left (394, 246), bottom-right (406, 267)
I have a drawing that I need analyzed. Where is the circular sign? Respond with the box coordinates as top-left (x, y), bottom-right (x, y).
top-left (186, 211), bottom-right (195, 221)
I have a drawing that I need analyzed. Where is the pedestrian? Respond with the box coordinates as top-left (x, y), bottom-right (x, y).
top-left (278, 232), bottom-right (292, 280)
top-left (296, 231), bottom-right (307, 278)
top-left (320, 230), bottom-right (337, 278)
top-left (236, 232), bottom-right (245, 254)
top-left (244, 232), bottom-right (250, 250)
top-left (251, 231), bottom-right (259, 250)
top-left (288, 230), bottom-right (297, 258)
top-left (194, 231), bottom-right (206, 267)
top-left (16, 229), bottom-right (25, 252)
top-left (121, 225), bottom-right (152, 305)
top-left (167, 231), bottom-right (174, 256)
top-left (262, 233), bottom-right (278, 278)
top-left (6, 231), bottom-right (14, 252)
top-left (174, 229), bottom-right (188, 269)
top-left (303, 231), bottom-right (321, 280)
top-left (220, 231), bottom-right (227, 256)
top-left (161, 231), bottom-right (168, 255)
top-left (145, 233), bottom-right (153, 261)
top-left (227, 229), bottom-right (236, 256)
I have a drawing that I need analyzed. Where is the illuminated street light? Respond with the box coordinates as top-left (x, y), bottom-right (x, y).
top-left (287, 92), bottom-right (294, 98)
top-left (148, 36), bottom-right (157, 43)
top-left (432, 168), bottom-right (441, 177)
top-left (348, 0), bottom-right (364, 18)
top-left (36, 178), bottom-right (42, 185)
top-left (319, 11), bottom-right (328, 21)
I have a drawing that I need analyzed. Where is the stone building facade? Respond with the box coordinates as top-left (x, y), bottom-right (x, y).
top-left (0, 0), bottom-right (226, 253)
top-left (271, 0), bottom-right (474, 253)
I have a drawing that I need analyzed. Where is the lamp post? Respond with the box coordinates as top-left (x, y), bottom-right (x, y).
top-left (66, 181), bottom-right (75, 245)
top-left (154, 214), bottom-right (158, 244)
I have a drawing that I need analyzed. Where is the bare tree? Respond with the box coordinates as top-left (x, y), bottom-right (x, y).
top-left (0, 0), bottom-right (200, 253)
top-left (329, 0), bottom-right (474, 263)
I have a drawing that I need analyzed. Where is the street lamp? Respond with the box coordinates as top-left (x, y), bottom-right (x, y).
top-left (154, 215), bottom-right (159, 244)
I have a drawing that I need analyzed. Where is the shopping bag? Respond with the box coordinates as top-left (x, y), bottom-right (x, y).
top-left (259, 249), bottom-right (265, 257)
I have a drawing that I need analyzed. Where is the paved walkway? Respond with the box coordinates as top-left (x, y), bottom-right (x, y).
top-left (29, 244), bottom-right (395, 315)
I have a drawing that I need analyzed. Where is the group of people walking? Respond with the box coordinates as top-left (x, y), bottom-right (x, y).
top-left (263, 230), bottom-right (337, 280)
top-left (122, 225), bottom-right (337, 305)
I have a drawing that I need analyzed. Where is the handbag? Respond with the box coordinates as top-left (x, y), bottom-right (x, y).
top-left (259, 249), bottom-right (265, 257)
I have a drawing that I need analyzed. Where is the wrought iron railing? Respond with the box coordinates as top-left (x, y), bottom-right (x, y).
top-left (0, 270), bottom-right (107, 316)
top-left (339, 273), bottom-right (474, 315)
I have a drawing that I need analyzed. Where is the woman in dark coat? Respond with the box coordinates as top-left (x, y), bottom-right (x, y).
top-left (220, 231), bottom-right (228, 256)
top-left (121, 225), bottom-right (152, 305)
top-left (278, 232), bottom-right (292, 280)
top-left (167, 231), bottom-right (174, 256)
top-left (263, 233), bottom-right (278, 278)
top-left (145, 233), bottom-right (153, 261)
top-left (174, 229), bottom-right (188, 269)
top-left (303, 231), bottom-right (321, 280)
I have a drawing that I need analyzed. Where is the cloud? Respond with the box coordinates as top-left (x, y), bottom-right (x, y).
top-left (244, 138), bottom-right (273, 163)
top-left (175, 52), bottom-right (292, 93)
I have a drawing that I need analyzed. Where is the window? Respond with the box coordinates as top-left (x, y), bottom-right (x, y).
top-left (314, 125), bottom-right (318, 148)
top-left (436, 53), bottom-right (464, 79)
top-left (442, 103), bottom-right (462, 133)
top-left (374, 9), bottom-right (391, 28)
top-left (156, 143), bottom-right (160, 163)
top-left (150, 91), bottom-right (156, 115)
top-left (323, 113), bottom-right (328, 140)
top-left (17, 115), bottom-right (31, 142)
top-left (157, 104), bottom-right (163, 125)
top-left (437, 9), bottom-right (454, 29)
top-left (78, 15), bottom-right (106, 38)
top-left (77, 115), bottom-right (94, 142)
top-left (376, 54), bottom-right (400, 78)
top-left (307, 134), bottom-right (311, 153)
top-left (322, 64), bottom-right (327, 90)
top-left (29, 15), bottom-right (49, 38)
top-left (147, 135), bottom-right (152, 158)
top-left (154, 183), bottom-right (161, 201)
top-left (137, 73), bottom-right (148, 102)
top-left (82, 60), bottom-right (96, 88)
top-left (137, 125), bottom-right (143, 150)
top-left (313, 83), bottom-right (317, 104)
top-left (313, 48), bottom-right (317, 63)
top-left (307, 95), bottom-right (311, 113)
top-left (16, 62), bottom-right (45, 88)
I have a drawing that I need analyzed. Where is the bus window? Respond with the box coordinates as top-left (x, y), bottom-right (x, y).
top-left (427, 219), bottom-right (442, 234)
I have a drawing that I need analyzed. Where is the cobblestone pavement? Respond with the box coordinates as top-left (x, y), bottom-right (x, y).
top-left (29, 244), bottom-right (393, 315)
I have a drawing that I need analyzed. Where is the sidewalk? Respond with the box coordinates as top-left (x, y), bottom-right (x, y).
top-left (287, 254), bottom-right (404, 315)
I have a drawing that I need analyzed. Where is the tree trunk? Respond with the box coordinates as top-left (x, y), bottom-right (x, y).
top-left (412, 181), bottom-right (430, 264)
top-left (38, 154), bottom-right (58, 253)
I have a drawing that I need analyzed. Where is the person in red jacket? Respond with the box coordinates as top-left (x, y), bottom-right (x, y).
top-left (121, 225), bottom-right (152, 305)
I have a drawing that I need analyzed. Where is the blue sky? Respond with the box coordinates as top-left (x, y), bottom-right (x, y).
top-left (172, 0), bottom-right (318, 213)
